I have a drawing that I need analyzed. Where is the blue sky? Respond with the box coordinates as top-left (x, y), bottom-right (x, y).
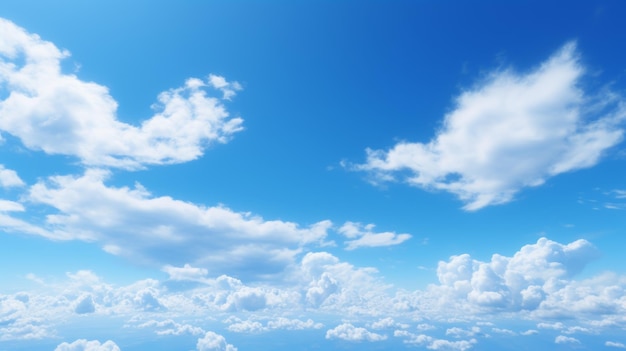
top-left (1, 1), bottom-right (626, 350)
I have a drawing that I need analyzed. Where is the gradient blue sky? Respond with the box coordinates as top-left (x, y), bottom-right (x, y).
top-left (1, 1), bottom-right (626, 350)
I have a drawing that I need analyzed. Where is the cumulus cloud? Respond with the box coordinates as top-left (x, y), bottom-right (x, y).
top-left (325, 323), bottom-right (387, 342)
top-left (26, 169), bottom-right (332, 279)
top-left (196, 331), bottom-right (237, 351)
top-left (0, 18), bottom-right (243, 169)
top-left (369, 317), bottom-right (409, 330)
top-left (54, 339), bottom-right (121, 351)
top-left (555, 335), bottom-right (580, 344)
top-left (428, 237), bottom-right (599, 312)
top-left (338, 221), bottom-right (411, 250)
top-left (356, 42), bottom-right (625, 210)
top-left (299, 251), bottom-right (389, 313)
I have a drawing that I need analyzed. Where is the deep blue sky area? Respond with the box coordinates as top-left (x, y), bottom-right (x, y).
top-left (1, 1), bottom-right (626, 350)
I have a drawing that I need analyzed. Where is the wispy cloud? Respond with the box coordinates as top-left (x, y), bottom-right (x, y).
top-left (339, 221), bottom-right (411, 250)
top-left (355, 42), bottom-right (625, 210)
top-left (25, 169), bottom-right (332, 279)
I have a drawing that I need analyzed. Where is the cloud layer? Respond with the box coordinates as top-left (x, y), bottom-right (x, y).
top-left (357, 42), bottom-right (625, 210)
top-left (1, 238), bottom-right (624, 350)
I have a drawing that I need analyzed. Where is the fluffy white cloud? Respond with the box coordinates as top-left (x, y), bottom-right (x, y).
top-left (26, 169), bottom-right (332, 279)
top-left (0, 19), bottom-right (243, 169)
top-left (369, 317), bottom-right (408, 330)
top-left (325, 323), bottom-right (387, 342)
top-left (426, 237), bottom-right (600, 312)
top-left (356, 42), bottom-right (625, 210)
top-left (338, 221), bottom-right (411, 250)
top-left (0, 165), bottom-right (24, 187)
top-left (446, 326), bottom-right (480, 338)
top-left (555, 335), bottom-right (580, 344)
top-left (54, 339), bottom-right (120, 351)
top-left (196, 331), bottom-right (237, 351)
top-left (162, 264), bottom-right (210, 282)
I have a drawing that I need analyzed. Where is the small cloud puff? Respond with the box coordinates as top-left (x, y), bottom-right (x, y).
top-left (555, 335), bottom-right (580, 344)
top-left (325, 323), bottom-right (387, 342)
top-left (196, 331), bottom-right (237, 351)
top-left (339, 221), bottom-right (411, 250)
top-left (606, 341), bottom-right (626, 349)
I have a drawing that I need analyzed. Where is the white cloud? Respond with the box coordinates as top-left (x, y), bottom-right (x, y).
top-left (26, 169), bottom-right (332, 279)
top-left (196, 331), bottom-right (237, 351)
top-left (356, 42), bottom-right (625, 210)
top-left (162, 264), bottom-right (209, 282)
top-left (426, 237), bottom-right (599, 312)
top-left (606, 341), bottom-right (626, 349)
top-left (555, 335), bottom-right (580, 344)
top-left (338, 221), bottom-right (411, 250)
top-left (369, 317), bottom-right (409, 330)
top-left (227, 320), bottom-right (264, 333)
top-left (0, 165), bottom-right (24, 187)
top-left (446, 326), bottom-right (480, 338)
top-left (395, 330), bottom-right (477, 351)
top-left (325, 323), bottom-right (387, 342)
top-left (266, 317), bottom-right (323, 330)
top-left (227, 317), bottom-right (323, 333)
top-left (0, 18), bottom-right (243, 169)
top-left (137, 319), bottom-right (205, 336)
top-left (208, 74), bottom-right (242, 100)
top-left (54, 339), bottom-right (121, 351)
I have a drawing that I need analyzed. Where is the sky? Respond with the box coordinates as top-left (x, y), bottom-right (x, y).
top-left (1, 1), bottom-right (626, 350)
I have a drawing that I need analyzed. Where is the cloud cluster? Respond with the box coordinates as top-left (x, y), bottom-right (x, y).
top-left (394, 330), bottom-right (477, 351)
top-left (0, 237), bottom-right (623, 349)
top-left (0, 18), bottom-right (243, 169)
top-left (325, 323), bottom-right (387, 342)
top-left (196, 331), bottom-right (237, 351)
top-left (419, 237), bottom-right (602, 314)
top-left (54, 339), bottom-right (121, 351)
top-left (226, 317), bottom-right (323, 333)
top-left (357, 42), bottom-right (625, 210)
